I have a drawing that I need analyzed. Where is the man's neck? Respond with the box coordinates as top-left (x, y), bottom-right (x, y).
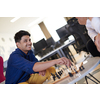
top-left (18, 48), bottom-right (28, 54)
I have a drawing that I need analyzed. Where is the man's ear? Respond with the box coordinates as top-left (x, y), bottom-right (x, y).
top-left (16, 42), bottom-right (19, 48)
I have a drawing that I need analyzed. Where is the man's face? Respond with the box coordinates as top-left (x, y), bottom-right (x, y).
top-left (16, 35), bottom-right (32, 54)
top-left (76, 17), bottom-right (87, 25)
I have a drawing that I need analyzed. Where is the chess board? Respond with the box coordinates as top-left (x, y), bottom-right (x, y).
top-left (43, 62), bottom-right (84, 84)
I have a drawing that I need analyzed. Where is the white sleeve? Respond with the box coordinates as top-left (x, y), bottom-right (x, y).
top-left (91, 17), bottom-right (100, 33)
top-left (86, 18), bottom-right (100, 42)
top-left (87, 27), bottom-right (97, 42)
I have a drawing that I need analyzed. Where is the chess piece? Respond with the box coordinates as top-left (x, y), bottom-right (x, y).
top-left (58, 69), bottom-right (63, 76)
top-left (61, 69), bottom-right (63, 74)
top-left (70, 66), bottom-right (75, 73)
top-left (79, 67), bottom-right (83, 71)
top-left (60, 70), bottom-right (63, 75)
top-left (66, 66), bottom-right (73, 77)
top-left (79, 62), bottom-right (85, 71)
top-left (51, 73), bottom-right (56, 81)
top-left (71, 61), bottom-right (78, 71)
top-left (81, 66), bottom-right (85, 70)
top-left (55, 72), bottom-right (60, 79)
top-left (71, 65), bottom-right (78, 74)
top-left (74, 69), bottom-right (78, 74)
top-left (58, 71), bottom-right (62, 76)
top-left (68, 72), bottom-right (73, 77)
top-left (71, 62), bottom-right (79, 74)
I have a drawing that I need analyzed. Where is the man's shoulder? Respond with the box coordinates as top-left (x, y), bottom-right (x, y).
top-left (9, 48), bottom-right (22, 59)
top-left (10, 49), bottom-right (19, 55)
top-left (86, 19), bottom-right (94, 30)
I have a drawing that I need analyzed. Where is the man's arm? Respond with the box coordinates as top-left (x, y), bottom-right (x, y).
top-left (86, 17), bottom-right (98, 42)
top-left (89, 17), bottom-right (100, 52)
top-left (94, 33), bottom-right (100, 52)
top-left (33, 57), bottom-right (71, 72)
top-left (87, 27), bottom-right (97, 42)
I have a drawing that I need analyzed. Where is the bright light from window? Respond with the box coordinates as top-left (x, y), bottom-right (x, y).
top-left (28, 17), bottom-right (46, 27)
top-left (29, 25), bottom-right (46, 43)
top-left (10, 17), bottom-right (20, 22)
top-left (43, 17), bottom-right (67, 42)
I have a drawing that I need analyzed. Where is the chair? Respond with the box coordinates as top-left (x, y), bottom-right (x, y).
top-left (86, 39), bottom-right (100, 57)
top-left (67, 17), bottom-right (91, 53)
top-left (0, 56), bottom-right (6, 83)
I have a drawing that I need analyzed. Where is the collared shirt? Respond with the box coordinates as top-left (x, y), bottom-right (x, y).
top-left (5, 48), bottom-right (39, 84)
top-left (86, 17), bottom-right (100, 42)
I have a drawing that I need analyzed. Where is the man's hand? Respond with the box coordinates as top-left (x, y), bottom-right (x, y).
top-left (55, 57), bottom-right (71, 67)
top-left (94, 33), bottom-right (100, 52)
top-left (39, 70), bottom-right (46, 76)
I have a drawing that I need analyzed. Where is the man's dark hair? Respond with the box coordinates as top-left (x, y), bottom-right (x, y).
top-left (14, 30), bottom-right (31, 43)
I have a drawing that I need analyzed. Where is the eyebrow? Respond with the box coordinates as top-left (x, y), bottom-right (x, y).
top-left (23, 38), bottom-right (31, 41)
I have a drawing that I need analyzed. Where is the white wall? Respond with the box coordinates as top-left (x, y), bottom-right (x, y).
top-left (0, 33), bottom-right (16, 61)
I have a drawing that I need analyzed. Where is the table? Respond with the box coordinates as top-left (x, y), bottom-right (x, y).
top-left (39, 39), bottom-right (75, 62)
top-left (54, 57), bottom-right (100, 84)
top-left (43, 57), bottom-right (100, 84)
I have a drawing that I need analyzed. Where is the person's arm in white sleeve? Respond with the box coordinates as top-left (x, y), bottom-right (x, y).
top-left (86, 27), bottom-right (97, 42)
top-left (89, 17), bottom-right (100, 52)
top-left (91, 17), bottom-right (100, 34)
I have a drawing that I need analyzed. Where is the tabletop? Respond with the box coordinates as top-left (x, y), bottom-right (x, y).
top-left (43, 57), bottom-right (100, 84)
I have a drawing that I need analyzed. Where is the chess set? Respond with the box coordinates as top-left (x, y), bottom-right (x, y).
top-left (43, 62), bottom-right (85, 84)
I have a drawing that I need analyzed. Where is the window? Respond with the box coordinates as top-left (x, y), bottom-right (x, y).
top-left (43, 17), bottom-right (67, 42)
top-left (29, 25), bottom-right (46, 43)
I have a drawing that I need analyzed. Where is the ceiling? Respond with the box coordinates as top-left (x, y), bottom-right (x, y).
top-left (0, 17), bottom-right (46, 34)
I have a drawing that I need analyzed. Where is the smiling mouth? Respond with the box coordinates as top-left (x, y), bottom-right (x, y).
top-left (27, 45), bottom-right (31, 47)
